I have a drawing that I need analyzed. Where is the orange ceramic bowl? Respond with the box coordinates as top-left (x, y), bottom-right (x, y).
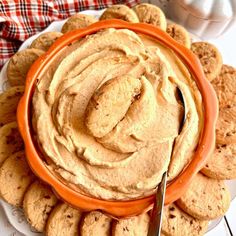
top-left (17, 19), bottom-right (218, 218)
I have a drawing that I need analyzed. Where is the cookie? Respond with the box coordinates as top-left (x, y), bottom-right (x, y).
top-left (23, 181), bottom-right (58, 232)
top-left (112, 212), bottom-right (150, 236)
top-left (176, 173), bottom-right (231, 220)
top-left (0, 151), bottom-right (35, 206)
top-left (7, 48), bottom-right (45, 86)
top-left (191, 42), bottom-right (222, 81)
top-left (61, 14), bottom-right (97, 34)
top-left (133, 3), bottom-right (166, 30)
top-left (211, 64), bottom-right (236, 108)
top-left (0, 86), bottom-right (24, 127)
top-left (216, 106), bottom-right (236, 144)
top-left (162, 204), bottom-right (208, 236)
top-left (100, 5), bottom-right (139, 23)
top-left (30, 32), bottom-right (63, 51)
top-left (85, 75), bottom-right (142, 138)
top-left (80, 211), bottom-right (112, 236)
top-left (0, 121), bottom-right (24, 165)
top-left (45, 203), bottom-right (82, 236)
top-left (201, 143), bottom-right (236, 180)
top-left (166, 23), bottom-right (191, 48)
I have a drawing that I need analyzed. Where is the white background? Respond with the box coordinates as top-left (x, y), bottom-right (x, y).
top-left (210, 24), bottom-right (236, 66)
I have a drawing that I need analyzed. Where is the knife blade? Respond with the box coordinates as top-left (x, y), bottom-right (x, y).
top-left (148, 171), bottom-right (167, 236)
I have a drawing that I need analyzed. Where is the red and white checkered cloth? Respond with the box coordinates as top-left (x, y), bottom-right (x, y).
top-left (0, 0), bottom-right (140, 69)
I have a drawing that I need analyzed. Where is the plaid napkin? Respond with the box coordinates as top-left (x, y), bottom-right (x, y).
top-left (0, 0), bottom-right (139, 69)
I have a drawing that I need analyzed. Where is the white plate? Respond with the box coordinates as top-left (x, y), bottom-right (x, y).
top-left (0, 9), bottom-right (235, 236)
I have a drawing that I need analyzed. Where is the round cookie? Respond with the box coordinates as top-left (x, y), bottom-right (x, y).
top-left (201, 143), bottom-right (236, 180)
top-left (176, 173), bottom-right (231, 220)
top-left (211, 64), bottom-right (236, 108)
top-left (85, 75), bottom-right (142, 138)
top-left (216, 106), bottom-right (236, 144)
top-left (166, 23), bottom-right (191, 48)
top-left (100, 5), bottom-right (139, 23)
top-left (61, 14), bottom-right (97, 34)
top-left (162, 204), bottom-right (208, 236)
top-left (112, 212), bottom-right (150, 236)
top-left (0, 86), bottom-right (24, 127)
top-left (0, 122), bottom-right (24, 165)
top-left (23, 181), bottom-right (58, 232)
top-left (133, 3), bottom-right (166, 30)
top-left (80, 211), bottom-right (112, 236)
top-left (46, 203), bottom-right (82, 236)
top-left (7, 48), bottom-right (45, 86)
top-left (191, 42), bottom-right (222, 81)
top-left (30, 32), bottom-right (63, 51)
top-left (0, 151), bottom-right (35, 207)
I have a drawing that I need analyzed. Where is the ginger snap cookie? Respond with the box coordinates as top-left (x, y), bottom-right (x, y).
top-left (85, 75), bottom-right (142, 138)
top-left (46, 203), bottom-right (82, 236)
top-left (80, 211), bottom-right (112, 236)
top-left (166, 23), bottom-right (191, 48)
top-left (211, 64), bottom-right (236, 108)
top-left (201, 143), bottom-right (236, 180)
top-left (133, 3), bottom-right (167, 30)
top-left (0, 121), bottom-right (24, 165)
top-left (112, 212), bottom-right (150, 236)
top-left (30, 32), bottom-right (63, 51)
top-left (216, 106), bottom-right (236, 144)
top-left (0, 86), bottom-right (24, 127)
top-left (7, 48), bottom-right (44, 86)
top-left (61, 14), bottom-right (97, 34)
top-left (176, 173), bottom-right (231, 220)
top-left (100, 5), bottom-right (139, 23)
top-left (0, 151), bottom-right (35, 206)
top-left (23, 181), bottom-right (58, 232)
top-left (162, 204), bottom-right (208, 236)
top-left (191, 42), bottom-right (222, 81)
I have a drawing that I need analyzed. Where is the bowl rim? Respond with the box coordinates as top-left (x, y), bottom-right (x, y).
top-left (17, 19), bottom-right (218, 218)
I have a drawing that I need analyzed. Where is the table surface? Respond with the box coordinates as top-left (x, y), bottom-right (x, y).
top-left (0, 19), bottom-right (235, 236)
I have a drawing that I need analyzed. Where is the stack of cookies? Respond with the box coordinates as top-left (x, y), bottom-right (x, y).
top-left (0, 3), bottom-right (235, 236)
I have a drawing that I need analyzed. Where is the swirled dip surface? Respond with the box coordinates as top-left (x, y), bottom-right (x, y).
top-left (32, 29), bottom-right (203, 200)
